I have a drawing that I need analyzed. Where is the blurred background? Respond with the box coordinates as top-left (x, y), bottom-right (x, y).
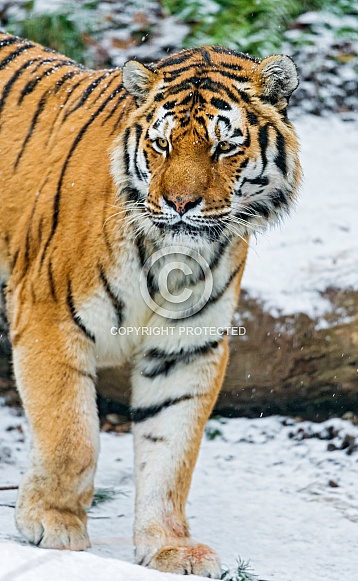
top-left (1, 0), bottom-right (357, 114)
top-left (0, 0), bottom-right (357, 427)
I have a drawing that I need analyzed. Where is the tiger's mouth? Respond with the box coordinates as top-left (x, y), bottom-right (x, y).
top-left (149, 214), bottom-right (229, 240)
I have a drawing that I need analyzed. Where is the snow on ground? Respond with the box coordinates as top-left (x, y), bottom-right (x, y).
top-left (0, 403), bottom-right (357, 581)
top-left (243, 116), bottom-right (358, 319)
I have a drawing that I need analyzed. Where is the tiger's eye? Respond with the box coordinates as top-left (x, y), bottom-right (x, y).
top-left (218, 141), bottom-right (232, 151)
top-left (156, 138), bottom-right (169, 150)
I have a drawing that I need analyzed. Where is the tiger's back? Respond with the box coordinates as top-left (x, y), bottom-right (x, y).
top-left (0, 33), bottom-right (131, 284)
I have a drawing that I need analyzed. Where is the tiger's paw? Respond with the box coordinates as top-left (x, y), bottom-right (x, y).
top-left (147, 544), bottom-right (222, 578)
top-left (16, 505), bottom-right (90, 550)
top-left (16, 479), bottom-right (91, 551)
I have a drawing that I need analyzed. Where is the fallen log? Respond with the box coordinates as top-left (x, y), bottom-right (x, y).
top-left (1, 288), bottom-right (357, 421)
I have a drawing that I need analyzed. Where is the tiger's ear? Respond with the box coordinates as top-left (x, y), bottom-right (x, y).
top-left (256, 55), bottom-right (299, 108)
top-left (122, 60), bottom-right (157, 104)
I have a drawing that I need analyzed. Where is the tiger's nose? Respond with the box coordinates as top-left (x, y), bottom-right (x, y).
top-left (163, 195), bottom-right (203, 216)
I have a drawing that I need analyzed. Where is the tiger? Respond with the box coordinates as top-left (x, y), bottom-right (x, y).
top-left (0, 32), bottom-right (301, 577)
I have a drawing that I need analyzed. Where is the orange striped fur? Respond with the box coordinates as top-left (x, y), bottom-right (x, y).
top-left (0, 33), bottom-right (301, 576)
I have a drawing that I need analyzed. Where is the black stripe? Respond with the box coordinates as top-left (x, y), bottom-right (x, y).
top-left (242, 130), bottom-right (251, 148)
top-left (123, 127), bottom-right (131, 175)
top-left (216, 114), bottom-right (231, 130)
top-left (142, 148), bottom-right (150, 176)
top-left (145, 341), bottom-right (219, 361)
top-left (134, 123), bottom-right (145, 181)
top-left (142, 340), bottom-right (220, 378)
top-left (123, 185), bottom-right (143, 203)
top-left (246, 111), bottom-right (258, 125)
top-left (101, 91), bottom-right (127, 126)
top-left (163, 99), bottom-right (177, 110)
top-left (217, 70), bottom-right (249, 84)
top-left (0, 43), bottom-right (33, 70)
top-left (165, 81), bottom-right (193, 97)
top-left (275, 130), bottom-right (287, 175)
top-left (219, 61), bottom-right (243, 71)
top-left (143, 434), bottom-right (166, 443)
top-left (199, 78), bottom-right (239, 103)
top-left (41, 82), bottom-right (124, 265)
top-left (205, 260), bottom-right (244, 307)
top-left (163, 74), bottom-right (214, 97)
top-left (236, 89), bottom-right (250, 104)
top-left (194, 115), bottom-right (209, 139)
top-left (48, 260), bottom-right (57, 302)
top-left (135, 232), bottom-right (147, 268)
top-left (24, 200), bottom-right (37, 266)
top-left (64, 363), bottom-right (96, 382)
top-left (157, 52), bottom-right (194, 69)
top-left (53, 69), bottom-right (81, 93)
top-left (130, 394), bottom-right (194, 423)
top-left (0, 57), bottom-right (43, 117)
top-left (153, 110), bottom-right (173, 130)
top-left (18, 61), bottom-right (77, 104)
top-left (98, 264), bottom-right (124, 327)
top-left (45, 75), bottom-right (87, 142)
top-left (15, 91), bottom-right (48, 169)
top-left (271, 188), bottom-right (289, 209)
top-left (209, 238), bottom-right (230, 270)
top-left (232, 128), bottom-right (243, 137)
top-left (258, 124), bottom-right (269, 168)
top-left (202, 49), bottom-right (212, 65)
top-left (142, 359), bottom-right (177, 378)
top-left (66, 280), bottom-right (95, 343)
top-left (64, 72), bottom-right (110, 120)
top-left (178, 93), bottom-right (195, 106)
top-left (0, 36), bottom-right (20, 50)
top-left (210, 97), bottom-right (231, 111)
top-left (247, 199), bottom-right (270, 219)
top-left (15, 68), bottom-right (80, 161)
top-left (164, 64), bottom-right (197, 79)
top-left (154, 91), bottom-right (164, 102)
top-left (38, 217), bottom-right (43, 243)
top-left (12, 249), bottom-right (19, 269)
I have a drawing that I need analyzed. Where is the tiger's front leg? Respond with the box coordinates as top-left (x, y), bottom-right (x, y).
top-left (9, 295), bottom-right (99, 550)
top-left (131, 336), bottom-right (229, 578)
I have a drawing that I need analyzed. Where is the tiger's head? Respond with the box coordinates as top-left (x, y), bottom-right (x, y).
top-left (111, 46), bottom-right (301, 246)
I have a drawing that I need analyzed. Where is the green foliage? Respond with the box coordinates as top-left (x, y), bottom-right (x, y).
top-left (91, 487), bottom-right (118, 507)
top-left (7, 1), bottom-right (99, 65)
top-left (205, 425), bottom-right (224, 440)
top-left (221, 558), bottom-right (258, 581)
top-left (162, 0), bottom-right (358, 57)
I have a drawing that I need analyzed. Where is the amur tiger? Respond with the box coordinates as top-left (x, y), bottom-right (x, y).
top-left (0, 32), bottom-right (301, 577)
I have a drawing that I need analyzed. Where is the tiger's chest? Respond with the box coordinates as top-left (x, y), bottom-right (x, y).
top-left (76, 238), bottom-right (226, 368)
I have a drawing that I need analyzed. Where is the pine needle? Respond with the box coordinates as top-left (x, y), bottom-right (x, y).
top-left (221, 558), bottom-right (258, 581)
top-left (91, 487), bottom-right (124, 508)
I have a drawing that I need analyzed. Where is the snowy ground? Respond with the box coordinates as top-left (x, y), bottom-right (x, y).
top-left (243, 115), bottom-right (358, 319)
top-left (0, 403), bottom-right (358, 581)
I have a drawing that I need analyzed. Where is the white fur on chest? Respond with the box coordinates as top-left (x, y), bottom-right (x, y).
top-left (76, 235), bottom-right (238, 369)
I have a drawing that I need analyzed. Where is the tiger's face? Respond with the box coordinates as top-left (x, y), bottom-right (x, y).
top-left (112, 47), bottom-right (301, 245)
